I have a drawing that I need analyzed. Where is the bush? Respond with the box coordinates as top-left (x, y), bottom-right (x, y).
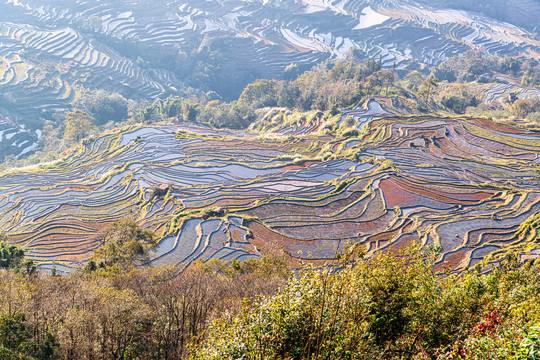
top-left (0, 240), bottom-right (35, 274)
top-left (92, 219), bottom-right (156, 270)
top-left (73, 90), bottom-right (128, 125)
top-left (63, 110), bottom-right (95, 142)
top-left (513, 99), bottom-right (540, 119)
top-left (193, 245), bottom-right (540, 359)
top-left (442, 93), bottom-right (478, 114)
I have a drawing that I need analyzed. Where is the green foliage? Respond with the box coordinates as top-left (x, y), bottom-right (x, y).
top-left (0, 240), bottom-right (538, 359)
top-left (187, 36), bottom-right (259, 101)
top-left (513, 99), bottom-right (540, 119)
top-left (92, 219), bottom-right (156, 270)
top-left (0, 254), bottom-right (288, 360)
top-left (73, 89), bottom-right (128, 125)
top-left (63, 110), bottom-right (95, 142)
top-left (519, 324), bottom-right (540, 359)
top-left (283, 60), bottom-right (377, 111)
top-left (516, 211), bottom-right (540, 241)
top-left (181, 98), bottom-right (200, 122)
top-left (0, 241), bottom-right (24, 270)
top-left (0, 240), bottom-right (35, 274)
top-left (284, 63), bottom-right (300, 80)
top-left (227, 253), bottom-right (290, 279)
top-left (442, 92), bottom-right (479, 114)
top-left (340, 128), bottom-right (359, 138)
top-left (199, 100), bottom-right (255, 129)
top-left (0, 314), bottom-right (31, 352)
top-left (115, 53), bottom-right (536, 134)
top-left (403, 70), bottom-right (426, 92)
top-left (159, 58), bottom-right (387, 130)
top-left (0, 314), bottom-right (61, 360)
top-left (161, 96), bottom-right (183, 118)
top-left (420, 77), bottom-right (439, 103)
top-left (341, 116), bottom-right (355, 128)
top-left (522, 65), bottom-right (540, 88)
top-left (238, 79), bottom-right (278, 108)
top-left (192, 245), bottom-right (435, 359)
top-left (193, 246), bottom-right (540, 359)
top-left (138, 104), bottom-right (159, 123)
top-left (433, 50), bottom-right (497, 83)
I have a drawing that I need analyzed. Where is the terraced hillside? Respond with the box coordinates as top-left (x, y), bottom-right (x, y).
top-left (1, 0), bottom-right (539, 112)
top-left (1, 100), bottom-right (538, 273)
top-left (4, 0), bottom-right (538, 69)
top-left (0, 0), bottom-right (539, 160)
top-left (0, 0), bottom-right (539, 272)
top-left (481, 83), bottom-right (540, 106)
top-left (0, 109), bottom-right (40, 158)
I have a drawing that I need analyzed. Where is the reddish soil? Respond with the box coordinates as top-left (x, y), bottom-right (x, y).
top-left (281, 160), bottom-right (321, 170)
top-left (387, 235), bottom-right (417, 253)
top-left (365, 221), bottom-right (412, 243)
top-left (435, 250), bottom-right (468, 272)
top-left (230, 228), bottom-right (245, 243)
top-left (247, 221), bottom-right (328, 266)
top-left (380, 176), bottom-right (495, 208)
top-left (470, 118), bottom-right (523, 134)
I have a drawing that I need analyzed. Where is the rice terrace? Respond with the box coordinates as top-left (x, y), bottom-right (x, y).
top-left (1, 99), bottom-right (539, 273)
top-left (1, 0), bottom-right (540, 358)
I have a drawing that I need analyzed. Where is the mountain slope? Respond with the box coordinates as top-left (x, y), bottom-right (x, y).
top-left (1, 103), bottom-right (538, 272)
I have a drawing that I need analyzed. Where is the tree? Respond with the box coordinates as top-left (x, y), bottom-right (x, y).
top-left (328, 62), bottom-right (355, 81)
top-left (420, 77), bottom-right (439, 103)
top-left (175, 50), bottom-right (192, 78)
top-left (238, 79), bottom-right (278, 108)
top-left (0, 240), bottom-right (35, 274)
top-left (92, 219), bottom-right (156, 270)
top-left (139, 105), bottom-right (158, 123)
top-left (276, 82), bottom-right (301, 109)
top-left (162, 97), bottom-right (183, 118)
top-left (403, 71), bottom-right (425, 92)
top-left (0, 314), bottom-right (60, 360)
top-left (500, 57), bottom-right (521, 75)
top-left (73, 90), bottom-right (128, 125)
top-left (513, 99), bottom-right (535, 118)
top-left (366, 72), bottom-right (383, 95)
top-left (82, 16), bottom-right (102, 32)
top-left (522, 64), bottom-right (540, 87)
top-left (63, 111), bottom-right (95, 142)
top-left (284, 63), bottom-right (300, 80)
top-left (342, 116), bottom-right (355, 128)
top-left (432, 66), bottom-right (457, 82)
top-left (363, 60), bottom-right (381, 78)
top-left (345, 46), bottom-right (367, 63)
top-left (380, 70), bottom-right (397, 95)
top-left (181, 98), bottom-right (200, 122)
top-left (441, 92), bottom-right (478, 114)
top-left (199, 101), bottom-right (253, 129)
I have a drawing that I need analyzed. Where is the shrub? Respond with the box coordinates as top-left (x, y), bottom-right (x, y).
top-left (92, 219), bottom-right (156, 270)
top-left (513, 99), bottom-right (540, 119)
top-left (442, 94), bottom-right (478, 114)
top-left (193, 245), bottom-right (540, 359)
top-left (0, 240), bottom-right (35, 274)
top-left (73, 90), bottom-right (128, 125)
top-left (519, 324), bottom-right (540, 359)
